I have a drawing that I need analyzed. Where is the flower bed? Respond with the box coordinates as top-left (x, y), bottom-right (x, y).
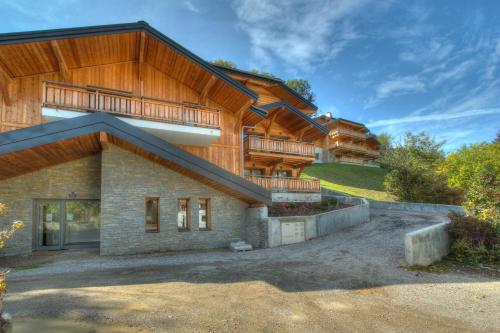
top-left (269, 197), bottom-right (351, 217)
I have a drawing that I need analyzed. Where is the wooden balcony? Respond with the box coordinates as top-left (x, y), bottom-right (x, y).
top-left (330, 128), bottom-right (367, 140)
top-left (329, 141), bottom-right (380, 157)
top-left (246, 176), bottom-right (321, 193)
top-left (42, 81), bottom-right (221, 129)
top-left (245, 136), bottom-right (315, 158)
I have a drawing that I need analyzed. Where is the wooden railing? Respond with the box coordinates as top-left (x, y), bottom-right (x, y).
top-left (330, 128), bottom-right (367, 140)
top-left (245, 136), bottom-right (315, 158)
top-left (329, 141), bottom-right (380, 157)
top-left (42, 81), bottom-right (220, 129)
top-left (246, 176), bottom-right (321, 193)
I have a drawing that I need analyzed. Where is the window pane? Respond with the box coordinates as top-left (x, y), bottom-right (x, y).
top-left (177, 199), bottom-right (190, 230)
top-left (145, 198), bottom-right (159, 232)
top-left (199, 199), bottom-right (210, 230)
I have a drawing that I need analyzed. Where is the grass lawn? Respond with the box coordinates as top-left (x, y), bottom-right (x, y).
top-left (303, 162), bottom-right (395, 201)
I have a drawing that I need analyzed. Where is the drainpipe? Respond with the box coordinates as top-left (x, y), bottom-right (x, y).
top-left (241, 125), bottom-right (256, 176)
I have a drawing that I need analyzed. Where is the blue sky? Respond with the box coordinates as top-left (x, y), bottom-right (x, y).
top-left (1, 0), bottom-right (499, 151)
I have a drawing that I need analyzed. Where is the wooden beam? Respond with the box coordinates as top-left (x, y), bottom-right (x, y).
top-left (200, 75), bottom-right (217, 105)
top-left (0, 61), bottom-right (13, 106)
top-left (234, 99), bottom-right (254, 131)
top-left (265, 108), bottom-right (282, 137)
top-left (99, 131), bottom-right (109, 150)
top-left (137, 32), bottom-right (146, 95)
top-left (50, 40), bottom-right (70, 81)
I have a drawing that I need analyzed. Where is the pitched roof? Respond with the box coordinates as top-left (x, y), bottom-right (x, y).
top-left (0, 112), bottom-right (271, 205)
top-left (259, 102), bottom-right (329, 136)
top-left (0, 21), bottom-right (258, 101)
top-left (214, 65), bottom-right (318, 111)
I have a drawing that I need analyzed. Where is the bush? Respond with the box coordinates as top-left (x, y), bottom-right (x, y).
top-left (447, 213), bottom-right (500, 265)
top-left (380, 132), bottom-right (462, 204)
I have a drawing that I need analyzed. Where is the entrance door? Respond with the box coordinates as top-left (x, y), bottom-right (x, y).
top-left (36, 200), bottom-right (100, 250)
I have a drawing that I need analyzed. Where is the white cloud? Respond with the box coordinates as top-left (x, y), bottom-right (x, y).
top-left (182, 0), bottom-right (200, 14)
top-left (367, 108), bottom-right (500, 128)
top-left (366, 75), bottom-right (425, 107)
top-left (232, 0), bottom-right (373, 72)
top-left (431, 59), bottom-right (475, 86)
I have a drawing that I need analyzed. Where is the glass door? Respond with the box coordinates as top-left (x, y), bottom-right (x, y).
top-left (37, 201), bottom-right (61, 249)
top-left (35, 200), bottom-right (100, 250)
top-left (64, 201), bottom-right (100, 246)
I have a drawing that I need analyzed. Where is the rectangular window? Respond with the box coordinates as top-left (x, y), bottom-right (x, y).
top-left (198, 198), bottom-right (211, 230)
top-left (145, 197), bottom-right (159, 232)
top-left (177, 198), bottom-right (190, 231)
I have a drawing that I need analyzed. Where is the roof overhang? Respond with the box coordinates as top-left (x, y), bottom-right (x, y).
top-left (215, 65), bottom-right (317, 112)
top-left (0, 112), bottom-right (271, 205)
top-left (0, 21), bottom-right (257, 111)
top-left (259, 102), bottom-right (329, 141)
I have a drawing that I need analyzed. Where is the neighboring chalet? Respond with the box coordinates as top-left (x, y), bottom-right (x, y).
top-left (0, 22), bottom-right (327, 255)
top-left (315, 114), bottom-right (380, 166)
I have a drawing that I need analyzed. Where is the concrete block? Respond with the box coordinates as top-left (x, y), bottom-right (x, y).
top-left (405, 220), bottom-right (451, 266)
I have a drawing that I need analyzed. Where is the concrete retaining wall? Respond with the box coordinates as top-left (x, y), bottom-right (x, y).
top-left (405, 218), bottom-right (451, 266)
top-left (266, 196), bottom-right (370, 247)
top-left (370, 200), bottom-right (464, 215)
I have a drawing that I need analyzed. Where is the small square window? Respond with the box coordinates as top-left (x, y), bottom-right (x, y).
top-left (145, 197), bottom-right (159, 232)
top-left (198, 198), bottom-right (211, 230)
top-left (177, 198), bottom-right (191, 231)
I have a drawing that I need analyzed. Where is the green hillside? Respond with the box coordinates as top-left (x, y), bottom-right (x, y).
top-left (303, 163), bottom-right (395, 201)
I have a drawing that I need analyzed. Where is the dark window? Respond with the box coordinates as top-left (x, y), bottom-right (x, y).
top-left (145, 197), bottom-right (159, 232)
top-left (198, 198), bottom-right (211, 230)
top-left (177, 198), bottom-right (190, 231)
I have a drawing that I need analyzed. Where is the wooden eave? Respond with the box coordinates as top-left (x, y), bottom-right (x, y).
top-left (215, 65), bottom-right (317, 113)
top-left (0, 112), bottom-right (271, 205)
top-left (0, 21), bottom-right (257, 112)
top-left (258, 102), bottom-right (328, 141)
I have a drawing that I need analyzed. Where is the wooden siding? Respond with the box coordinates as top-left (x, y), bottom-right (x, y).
top-left (0, 61), bottom-right (243, 175)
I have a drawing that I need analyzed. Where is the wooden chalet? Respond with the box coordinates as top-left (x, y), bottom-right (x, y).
top-left (0, 22), bottom-right (328, 255)
top-left (315, 114), bottom-right (380, 166)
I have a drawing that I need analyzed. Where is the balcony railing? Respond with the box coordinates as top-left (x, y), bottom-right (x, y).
top-left (246, 176), bottom-right (321, 193)
top-left (42, 81), bottom-right (220, 129)
top-left (245, 136), bottom-right (315, 158)
top-left (330, 128), bottom-right (367, 140)
top-left (329, 141), bottom-right (380, 157)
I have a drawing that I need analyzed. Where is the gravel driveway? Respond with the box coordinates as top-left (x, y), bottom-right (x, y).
top-left (4, 209), bottom-right (500, 332)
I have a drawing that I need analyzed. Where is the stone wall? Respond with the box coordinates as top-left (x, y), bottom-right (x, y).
top-left (100, 145), bottom-right (248, 255)
top-left (0, 155), bottom-right (101, 256)
top-left (244, 206), bottom-right (268, 248)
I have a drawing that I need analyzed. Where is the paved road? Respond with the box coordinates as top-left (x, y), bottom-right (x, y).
top-left (5, 209), bottom-right (500, 332)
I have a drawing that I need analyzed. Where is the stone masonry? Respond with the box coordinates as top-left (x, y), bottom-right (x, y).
top-left (100, 145), bottom-right (248, 255)
top-left (0, 155), bottom-right (101, 255)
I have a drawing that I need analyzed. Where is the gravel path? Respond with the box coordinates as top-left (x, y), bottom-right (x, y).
top-left (4, 209), bottom-right (500, 332)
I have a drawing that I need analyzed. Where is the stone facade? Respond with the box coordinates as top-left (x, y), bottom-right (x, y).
top-left (0, 155), bottom-right (101, 255)
top-left (100, 145), bottom-right (248, 255)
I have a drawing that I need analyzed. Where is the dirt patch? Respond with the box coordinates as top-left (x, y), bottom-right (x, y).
top-left (5, 210), bottom-right (500, 332)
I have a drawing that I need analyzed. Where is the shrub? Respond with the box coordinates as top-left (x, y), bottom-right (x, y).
top-left (447, 213), bottom-right (500, 265)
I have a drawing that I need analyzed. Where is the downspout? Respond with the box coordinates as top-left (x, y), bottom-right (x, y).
top-left (241, 125), bottom-right (256, 176)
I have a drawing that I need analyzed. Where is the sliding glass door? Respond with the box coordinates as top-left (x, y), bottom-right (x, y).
top-left (36, 200), bottom-right (100, 250)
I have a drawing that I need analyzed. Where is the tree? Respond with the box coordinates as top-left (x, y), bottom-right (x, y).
top-left (494, 130), bottom-right (500, 144)
top-left (250, 69), bottom-right (280, 80)
top-left (211, 59), bottom-right (237, 69)
top-left (440, 143), bottom-right (500, 190)
top-left (375, 132), bottom-right (392, 162)
top-left (0, 203), bottom-right (23, 329)
top-left (285, 79), bottom-right (315, 103)
top-left (440, 142), bottom-right (500, 222)
top-left (380, 132), bottom-right (462, 204)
